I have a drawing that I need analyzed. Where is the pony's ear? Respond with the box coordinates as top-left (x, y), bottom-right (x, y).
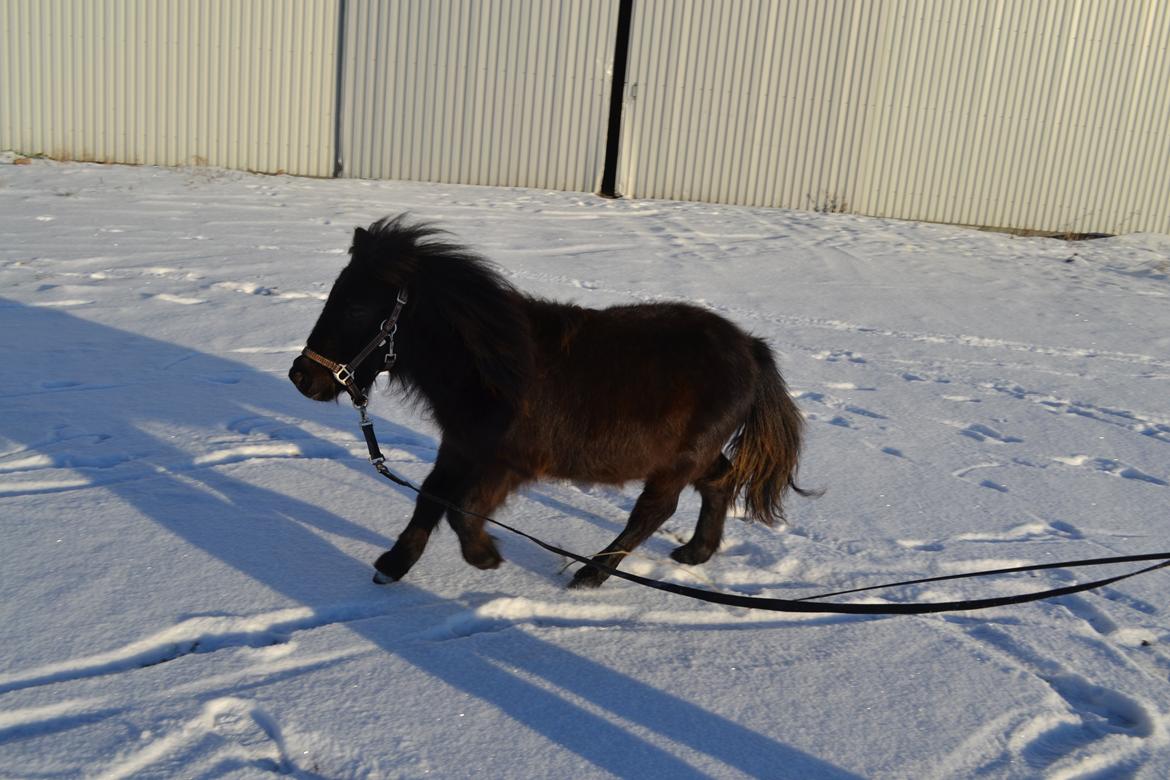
top-left (350, 227), bottom-right (372, 254)
top-left (349, 221), bottom-right (422, 288)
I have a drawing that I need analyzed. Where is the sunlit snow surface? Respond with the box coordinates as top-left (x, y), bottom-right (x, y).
top-left (2, 156), bottom-right (1169, 778)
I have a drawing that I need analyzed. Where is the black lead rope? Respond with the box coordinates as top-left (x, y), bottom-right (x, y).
top-left (357, 412), bottom-right (1169, 615)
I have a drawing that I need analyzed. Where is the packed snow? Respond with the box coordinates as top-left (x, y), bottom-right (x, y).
top-left (2, 156), bottom-right (1169, 778)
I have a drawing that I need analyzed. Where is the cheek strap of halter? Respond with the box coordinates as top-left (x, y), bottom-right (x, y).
top-left (301, 289), bottom-right (409, 408)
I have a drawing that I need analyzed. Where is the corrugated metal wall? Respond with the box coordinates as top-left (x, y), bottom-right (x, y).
top-left (338, 0), bottom-right (620, 192)
top-left (618, 0), bottom-right (1170, 235)
top-left (3, 1), bottom-right (1168, 234)
top-left (0, 0), bottom-right (338, 177)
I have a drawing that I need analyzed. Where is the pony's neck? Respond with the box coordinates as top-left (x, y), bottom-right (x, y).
top-left (394, 280), bottom-right (530, 441)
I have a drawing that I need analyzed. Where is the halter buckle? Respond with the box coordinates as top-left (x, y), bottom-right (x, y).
top-left (377, 319), bottom-right (398, 345)
top-left (303, 287), bottom-right (407, 400)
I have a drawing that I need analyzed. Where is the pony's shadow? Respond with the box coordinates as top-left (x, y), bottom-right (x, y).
top-left (0, 299), bottom-right (859, 779)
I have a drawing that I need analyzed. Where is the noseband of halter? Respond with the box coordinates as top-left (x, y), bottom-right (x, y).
top-left (301, 289), bottom-right (409, 408)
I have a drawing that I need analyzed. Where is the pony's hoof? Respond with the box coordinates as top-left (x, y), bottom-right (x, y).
top-left (463, 543), bottom-right (503, 570)
top-left (669, 543), bottom-right (713, 565)
top-left (373, 548), bottom-right (415, 583)
top-left (567, 568), bottom-right (606, 589)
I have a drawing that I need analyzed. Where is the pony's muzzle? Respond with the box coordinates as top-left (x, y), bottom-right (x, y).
top-left (288, 355), bottom-right (340, 401)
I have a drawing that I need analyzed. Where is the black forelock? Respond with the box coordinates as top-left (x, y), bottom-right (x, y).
top-left (342, 214), bottom-right (531, 410)
top-left (353, 213), bottom-right (471, 264)
top-left (352, 213), bottom-right (518, 296)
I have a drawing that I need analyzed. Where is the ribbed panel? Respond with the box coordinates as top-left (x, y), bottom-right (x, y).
top-left (340, 0), bottom-right (619, 192)
top-left (0, 0), bottom-right (337, 177)
top-left (619, 0), bottom-right (1170, 235)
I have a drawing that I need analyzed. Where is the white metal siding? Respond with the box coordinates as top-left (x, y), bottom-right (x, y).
top-left (0, 0), bottom-right (338, 177)
top-left (619, 0), bottom-right (1170, 235)
top-left (340, 0), bottom-right (620, 192)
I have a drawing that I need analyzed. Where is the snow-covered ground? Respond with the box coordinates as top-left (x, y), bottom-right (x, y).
top-left (1, 157), bottom-right (1169, 778)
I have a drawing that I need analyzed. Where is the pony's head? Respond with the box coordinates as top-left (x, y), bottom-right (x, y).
top-left (289, 215), bottom-right (532, 415)
top-left (288, 215), bottom-right (436, 402)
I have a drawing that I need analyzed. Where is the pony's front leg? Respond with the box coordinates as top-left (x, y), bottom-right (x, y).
top-left (445, 465), bottom-right (524, 570)
top-left (373, 447), bottom-right (471, 583)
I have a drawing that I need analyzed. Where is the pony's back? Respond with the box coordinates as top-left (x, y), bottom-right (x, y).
top-left (505, 299), bottom-right (767, 487)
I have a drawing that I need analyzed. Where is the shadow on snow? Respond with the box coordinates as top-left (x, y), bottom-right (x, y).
top-left (0, 299), bottom-right (859, 779)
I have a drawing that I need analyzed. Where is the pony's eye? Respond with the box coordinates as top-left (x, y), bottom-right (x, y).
top-left (346, 306), bottom-right (374, 323)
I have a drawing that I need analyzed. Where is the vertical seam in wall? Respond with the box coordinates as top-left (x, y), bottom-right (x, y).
top-left (599, 0), bottom-right (634, 197)
top-left (332, 0), bottom-right (349, 177)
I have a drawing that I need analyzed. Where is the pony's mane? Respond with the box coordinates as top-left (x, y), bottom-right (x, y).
top-left (356, 214), bottom-right (533, 417)
top-left (359, 214), bottom-right (473, 262)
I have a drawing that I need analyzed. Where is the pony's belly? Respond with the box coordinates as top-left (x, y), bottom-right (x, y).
top-left (511, 397), bottom-right (697, 483)
top-left (536, 436), bottom-right (680, 484)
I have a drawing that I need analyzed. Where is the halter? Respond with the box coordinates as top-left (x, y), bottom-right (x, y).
top-left (301, 289), bottom-right (409, 409)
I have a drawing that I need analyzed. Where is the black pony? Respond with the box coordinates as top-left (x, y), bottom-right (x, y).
top-left (289, 215), bottom-right (812, 588)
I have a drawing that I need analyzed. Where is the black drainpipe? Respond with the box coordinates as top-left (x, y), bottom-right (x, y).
top-left (599, 0), bottom-right (634, 198)
top-left (332, 0), bottom-right (349, 177)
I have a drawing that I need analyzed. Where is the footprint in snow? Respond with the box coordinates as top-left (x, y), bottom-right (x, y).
top-left (212, 281), bottom-right (276, 296)
top-left (844, 404), bottom-right (887, 420)
top-left (959, 624), bottom-right (1157, 774)
top-left (149, 292), bottom-right (206, 305)
top-left (813, 350), bottom-right (867, 364)
top-left (1052, 455), bottom-right (1168, 486)
top-left (960, 423), bottom-right (1024, 444)
top-left (1054, 594), bottom-right (1118, 636)
top-left (99, 698), bottom-right (291, 778)
top-left (905, 520), bottom-right (1082, 550)
top-left (797, 392), bottom-right (888, 426)
top-left (978, 479), bottom-right (1009, 493)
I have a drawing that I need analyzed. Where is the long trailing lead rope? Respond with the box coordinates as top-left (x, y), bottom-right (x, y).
top-left (356, 409), bottom-right (1170, 615)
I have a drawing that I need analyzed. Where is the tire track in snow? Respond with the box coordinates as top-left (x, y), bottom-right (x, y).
top-left (0, 698), bottom-right (124, 741)
top-left (0, 590), bottom-right (867, 706)
top-left (0, 647), bottom-right (363, 754)
top-left (41, 265), bottom-right (328, 303)
top-left (0, 442), bottom-right (357, 498)
top-left (415, 596), bottom-right (870, 642)
top-left (0, 604), bottom-right (395, 695)
top-left (982, 381), bottom-right (1170, 446)
top-left (0, 413), bottom-right (429, 498)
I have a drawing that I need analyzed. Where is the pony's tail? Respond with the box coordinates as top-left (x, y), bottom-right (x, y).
top-left (720, 339), bottom-right (817, 525)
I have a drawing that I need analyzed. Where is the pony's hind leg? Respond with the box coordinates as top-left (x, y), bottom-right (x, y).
top-left (568, 470), bottom-right (690, 589)
top-left (373, 445), bottom-right (471, 583)
top-left (670, 455), bottom-right (733, 566)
